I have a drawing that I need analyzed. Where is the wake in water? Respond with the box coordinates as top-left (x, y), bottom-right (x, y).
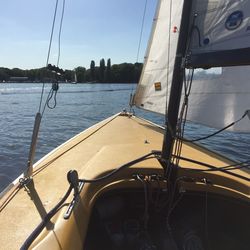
top-left (0, 85), bottom-right (131, 95)
top-left (0, 86), bottom-right (50, 95)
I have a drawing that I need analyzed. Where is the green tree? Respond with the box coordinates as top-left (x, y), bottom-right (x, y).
top-left (11, 68), bottom-right (24, 77)
top-left (134, 62), bottom-right (143, 83)
top-left (105, 58), bottom-right (111, 82)
top-left (99, 58), bottom-right (105, 82)
top-left (0, 68), bottom-right (10, 81)
top-left (90, 60), bottom-right (95, 81)
top-left (75, 66), bottom-right (86, 83)
top-left (110, 63), bottom-right (135, 83)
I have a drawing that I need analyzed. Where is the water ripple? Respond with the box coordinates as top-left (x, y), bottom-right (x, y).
top-left (0, 83), bottom-right (249, 192)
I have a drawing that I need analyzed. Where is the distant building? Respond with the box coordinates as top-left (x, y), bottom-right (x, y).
top-left (9, 77), bottom-right (29, 82)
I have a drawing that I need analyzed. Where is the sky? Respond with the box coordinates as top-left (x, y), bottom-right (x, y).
top-left (0, 0), bottom-right (157, 70)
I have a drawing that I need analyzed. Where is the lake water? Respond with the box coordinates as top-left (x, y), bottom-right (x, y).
top-left (0, 83), bottom-right (249, 192)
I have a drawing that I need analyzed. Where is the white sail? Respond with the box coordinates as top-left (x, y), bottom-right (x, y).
top-left (135, 0), bottom-right (250, 132)
top-left (189, 0), bottom-right (250, 68)
top-left (185, 66), bottom-right (250, 132)
top-left (134, 0), bottom-right (184, 114)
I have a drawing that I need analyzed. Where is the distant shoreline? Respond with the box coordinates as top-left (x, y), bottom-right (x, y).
top-left (0, 61), bottom-right (143, 84)
top-left (0, 81), bottom-right (137, 84)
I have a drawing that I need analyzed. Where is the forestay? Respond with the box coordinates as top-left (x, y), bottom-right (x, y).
top-left (134, 0), bottom-right (184, 114)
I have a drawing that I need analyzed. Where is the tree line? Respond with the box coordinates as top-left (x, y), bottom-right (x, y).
top-left (0, 58), bottom-right (143, 83)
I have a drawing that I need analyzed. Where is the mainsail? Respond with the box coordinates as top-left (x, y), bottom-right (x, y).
top-left (183, 0), bottom-right (250, 132)
top-left (186, 67), bottom-right (250, 132)
top-left (188, 0), bottom-right (250, 68)
top-left (134, 0), bottom-right (250, 132)
top-left (134, 0), bottom-right (184, 114)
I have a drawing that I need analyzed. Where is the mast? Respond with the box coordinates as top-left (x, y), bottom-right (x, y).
top-left (161, 0), bottom-right (193, 176)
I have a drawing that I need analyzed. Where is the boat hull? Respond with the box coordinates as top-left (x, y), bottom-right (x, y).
top-left (0, 113), bottom-right (249, 249)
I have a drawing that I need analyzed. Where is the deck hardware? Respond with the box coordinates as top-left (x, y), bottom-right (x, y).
top-left (64, 170), bottom-right (84, 219)
top-left (150, 174), bottom-right (164, 181)
top-left (200, 178), bottom-right (212, 185)
top-left (67, 170), bottom-right (80, 196)
top-left (132, 173), bottom-right (145, 180)
top-left (19, 177), bottom-right (33, 194)
top-left (21, 170), bottom-right (79, 250)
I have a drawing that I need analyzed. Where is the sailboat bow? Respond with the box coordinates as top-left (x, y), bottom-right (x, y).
top-left (1, 0), bottom-right (250, 249)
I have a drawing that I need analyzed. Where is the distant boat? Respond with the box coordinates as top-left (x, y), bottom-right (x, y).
top-left (0, 1), bottom-right (249, 249)
top-left (71, 71), bottom-right (77, 84)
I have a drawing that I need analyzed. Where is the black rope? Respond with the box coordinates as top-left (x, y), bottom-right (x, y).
top-left (137, 174), bottom-right (149, 230)
top-left (179, 111), bottom-right (248, 143)
top-left (46, 82), bottom-right (59, 110)
top-left (79, 152), bottom-right (159, 183)
top-left (171, 68), bottom-right (194, 173)
top-left (173, 155), bottom-right (250, 181)
top-left (181, 154), bottom-right (249, 169)
top-left (167, 12), bottom-right (197, 179)
top-left (21, 183), bottom-right (73, 250)
top-left (20, 151), bottom-right (160, 249)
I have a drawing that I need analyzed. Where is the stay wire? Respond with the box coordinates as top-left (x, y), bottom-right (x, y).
top-left (41, 0), bottom-right (66, 115)
top-left (171, 13), bottom-right (197, 161)
top-left (38, 0), bottom-right (59, 114)
top-left (166, 68), bottom-right (194, 212)
top-left (170, 13), bottom-right (198, 170)
top-left (167, 17), bottom-right (196, 167)
top-left (129, 0), bottom-right (148, 111)
top-left (136, 0), bottom-right (148, 63)
top-left (57, 0), bottom-right (66, 67)
top-left (172, 68), bottom-right (194, 168)
top-left (166, 13), bottom-right (197, 203)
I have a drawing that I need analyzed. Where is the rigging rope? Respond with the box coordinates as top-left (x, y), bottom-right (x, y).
top-left (39, 0), bottom-right (66, 115)
top-left (24, 0), bottom-right (66, 178)
top-left (168, 17), bottom-right (248, 153)
top-left (129, 0), bottom-right (148, 112)
top-left (177, 156), bottom-right (250, 172)
top-left (178, 111), bottom-right (248, 143)
top-left (57, 0), bottom-right (66, 67)
top-left (38, 0), bottom-right (59, 113)
top-left (136, 0), bottom-right (148, 63)
top-left (137, 174), bottom-right (149, 230)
